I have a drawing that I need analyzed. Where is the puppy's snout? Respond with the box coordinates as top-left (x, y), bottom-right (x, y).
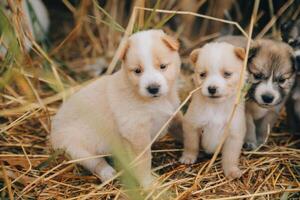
top-left (147, 84), bottom-right (160, 95)
top-left (208, 86), bottom-right (217, 95)
top-left (261, 93), bottom-right (274, 104)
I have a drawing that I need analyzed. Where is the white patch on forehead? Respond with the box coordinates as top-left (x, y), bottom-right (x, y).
top-left (211, 51), bottom-right (223, 72)
top-left (130, 30), bottom-right (159, 70)
top-left (199, 42), bottom-right (230, 72)
top-left (267, 72), bottom-right (274, 88)
top-left (137, 33), bottom-right (154, 69)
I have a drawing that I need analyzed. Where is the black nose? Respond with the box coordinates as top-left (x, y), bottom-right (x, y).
top-left (147, 84), bottom-right (160, 95)
top-left (261, 93), bottom-right (274, 103)
top-left (208, 86), bottom-right (217, 95)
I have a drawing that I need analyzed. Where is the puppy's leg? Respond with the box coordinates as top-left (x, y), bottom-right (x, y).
top-left (94, 159), bottom-right (117, 181)
top-left (256, 111), bottom-right (278, 144)
top-left (67, 146), bottom-right (116, 181)
top-left (179, 119), bottom-right (199, 164)
top-left (121, 130), bottom-right (154, 189)
top-left (222, 134), bottom-right (243, 179)
top-left (244, 112), bottom-right (257, 150)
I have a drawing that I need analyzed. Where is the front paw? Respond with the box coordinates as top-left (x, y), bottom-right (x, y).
top-left (224, 166), bottom-right (242, 180)
top-left (140, 175), bottom-right (156, 189)
top-left (243, 142), bottom-right (257, 151)
top-left (96, 165), bottom-right (116, 182)
top-left (179, 152), bottom-right (197, 164)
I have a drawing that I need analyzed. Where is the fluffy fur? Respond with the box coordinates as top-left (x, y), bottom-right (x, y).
top-left (180, 42), bottom-right (246, 179)
top-left (50, 30), bottom-right (181, 188)
top-left (217, 36), bottom-right (296, 149)
top-left (281, 19), bottom-right (300, 135)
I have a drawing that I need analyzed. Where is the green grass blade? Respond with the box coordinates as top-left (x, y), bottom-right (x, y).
top-left (0, 6), bottom-right (21, 89)
top-left (144, 0), bottom-right (161, 29)
top-left (154, 12), bottom-right (177, 29)
top-left (92, 0), bottom-right (125, 32)
top-left (88, 15), bottom-right (125, 33)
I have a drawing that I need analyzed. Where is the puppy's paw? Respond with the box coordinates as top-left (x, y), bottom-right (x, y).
top-left (97, 165), bottom-right (116, 182)
top-left (140, 175), bottom-right (156, 189)
top-left (179, 152), bottom-right (197, 164)
top-left (224, 166), bottom-right (242, 180)
top-left (243, 142), bottom-right (257, 151)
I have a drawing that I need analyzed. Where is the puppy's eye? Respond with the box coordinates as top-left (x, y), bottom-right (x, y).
top-left (133, 68), bottom-right (142, 74)
top-left (277, 77), bottom-right (286, 84)
top-left (253, 73), bottom-right (264, 80)
top-left (199, 72), bottom-right (207, 79)
top-left (289, 39), bottom-right (299, 47)
top-left (223, 71), bottom-right (232, 78)
top-left (160, 64), bottom-right (167, 70)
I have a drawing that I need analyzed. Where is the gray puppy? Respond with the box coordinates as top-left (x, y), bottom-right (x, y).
top-left (217, 36), bottom-right (296, 149)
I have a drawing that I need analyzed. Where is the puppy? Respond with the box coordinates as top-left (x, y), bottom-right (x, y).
top-left (50, 30), bottom-right (181, 188)
top-left (217, 36), bottom-right (296, 149)
top-left (180, 42), bottom-right (246, 179)
top-left (281, 19), bottom-right (300, 135)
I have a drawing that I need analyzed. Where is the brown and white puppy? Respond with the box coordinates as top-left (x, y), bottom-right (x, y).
top-left (281, 19), bottom-right (300, 135)
top-left (217, 36), bottom-right (296, 149)
top-left (50, 30), bottom-right (181, 188)
top-left (180, 42), bottom-right (246, 179)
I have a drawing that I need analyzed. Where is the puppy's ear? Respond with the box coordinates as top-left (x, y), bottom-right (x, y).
top-left (162, 35), bottom-right (179, 51)
top-left (190, 49), bottom-right (201, 64)
top-left (119, 40), bottom-right (130, 61)
top-left (234, 47), bottom-right (245, 60)
top-left (280, 20), bottom-right (294, 42)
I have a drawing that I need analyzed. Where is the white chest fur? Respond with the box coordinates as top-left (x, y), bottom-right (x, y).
top-left (147, 99), bottom-right (176, 139)
top-left (201, 104), bottom-right (231, 153)
top-left (190, 95), bottom-right (234, 154)
top-left (109, 91), bottom-right (177, 141)
top-left (246, 101), bottom-right (268, 120)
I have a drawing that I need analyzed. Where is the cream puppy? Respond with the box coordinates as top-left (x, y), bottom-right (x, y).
top-left (50, 29), bottom-right (181, 188)
top-left (180, 42), bottom-right (246, 179)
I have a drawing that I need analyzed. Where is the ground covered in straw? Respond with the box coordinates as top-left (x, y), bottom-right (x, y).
top-left (1, 119), bottom-right (300, 199)
top-left (1, 0), bottom-right (300, 199)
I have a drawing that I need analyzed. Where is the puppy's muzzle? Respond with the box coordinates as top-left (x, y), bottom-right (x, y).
top-left (261, 93), bottom-right (274, 104)
top-left (147, 84), bottom-right (160, 96)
